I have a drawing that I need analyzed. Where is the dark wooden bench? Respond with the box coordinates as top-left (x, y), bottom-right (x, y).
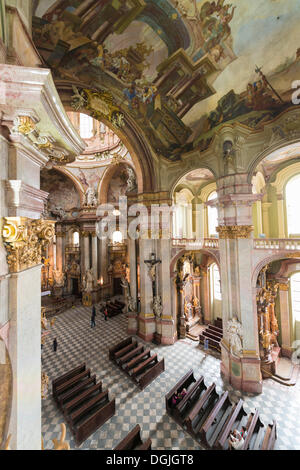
top-left (52, 363), bottom-right (86, 398)
top-left (199, 334), bottom-right (221, 352)
top-left (185, 383), bottom-right (219, 436)
top-left (207, 325), bottom-right (223, 337)
top-left (58, 375), bottom-right (97, 408)
top-left (165, 370), bottom-right (278, 451)
top-left (260, 420), bottom-right (277, 450)
top-left (199, 391), bottom-right (232, 448)
top-left (215, 399), bottom-right (247, 450)
top-left (215, 318), bottom-right (223, 329)
top-left (52, 364), bottom-right (115, 446)
top-left (207, 324), bottom-right (223, 335)
top-left (241, 410), bottom-right (264, 450)
top-left (109, 337), bottom-right (165, 390)
top-left (114, 425), bottom-right (152, 450)
top-left (173, 377), bottom-right (206, 424)
top-left (165, 369), bottom-right (196, 415)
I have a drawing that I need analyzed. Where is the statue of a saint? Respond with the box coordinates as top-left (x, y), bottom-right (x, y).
top-left (83, 268), bottom-right (94, 292)
top-left (53, 269), bottom-right (65, 287)
top-left (153, 295), bottom-right (163, 318)
top-left (85, 186), bottom-right (97, 207)
top-left (227, 316), bottom-right (243, 356)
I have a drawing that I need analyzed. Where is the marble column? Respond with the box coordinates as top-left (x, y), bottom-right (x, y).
top-left (193, 197), bottom-right (204, 239)
top-left (157, 237), bottom-right (175, 344)
top-left (55, 229), bottom-right (64, 273)
top-left (276, 194), bottom-right (286, 238)
top-left (91, 232), bottom-right (98, 282)
top-left (82, 231), bottom-right (90, 273)
top-left (278, 281), bottom-right (292, 357)
top-left (127, 238), bottom-right (138, 335)
top-left (217, 174), bottom-right (262, 394)
top-left (262, 202), bottom-right (272, 238)
top-left (138, 236), bottom-right (155, 342)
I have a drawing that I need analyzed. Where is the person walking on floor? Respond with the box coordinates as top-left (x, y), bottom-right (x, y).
top-left (53, 338), bottom-right (58, 352)
top-left (91, 305), bottom-right (96, 328)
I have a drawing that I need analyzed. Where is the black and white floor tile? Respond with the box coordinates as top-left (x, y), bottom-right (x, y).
top-left (41, 305), bottom-right (300, 450)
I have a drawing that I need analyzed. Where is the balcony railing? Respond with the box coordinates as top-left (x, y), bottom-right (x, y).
top-left (172, 238), bottom-right (219, 250)
top-left (253, 239), bottom-right (300, 251)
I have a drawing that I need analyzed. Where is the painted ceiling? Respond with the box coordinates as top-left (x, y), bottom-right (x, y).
top-left (32, 0), bottom-right (300, 161)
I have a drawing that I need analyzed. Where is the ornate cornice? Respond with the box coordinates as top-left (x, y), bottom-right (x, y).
top-left (2, 217), bottom-right (55, 273)
top-left (216, 225), bottom-right (253, 239)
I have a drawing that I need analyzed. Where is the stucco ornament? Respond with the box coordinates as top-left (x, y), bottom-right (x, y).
top-left (227, 316), bottom-right (243, 357)
top-left (153, 295), bottom-right (163, 318)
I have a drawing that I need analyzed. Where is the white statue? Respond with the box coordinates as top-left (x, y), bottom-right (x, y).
top-left (121, 276), bottom-right (129, 290)
top-left (127, 294), bottom-right (136, 312)
top-left (153, 295), bottom-right (163, 318)
top-left (83, 268), bottom-right (94, 292)
top-left (85, 187), bottom-right (97, 207)
top-left (53, 269), bottom-right (65, 287)
top-left (227, 316), bottom-right (243, 356)
top-left (126, 167), bottom-right (137, 193)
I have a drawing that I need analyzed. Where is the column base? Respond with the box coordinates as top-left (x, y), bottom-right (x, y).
top-left (138, 314), bottom-right (155, 342)
top-left (221, 341), bottom-right (263, 394)
top-left (127, 312), bottom-right (138, 335)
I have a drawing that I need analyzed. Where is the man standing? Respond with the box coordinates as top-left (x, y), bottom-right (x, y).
top-left (91, 305), bottom-right (96, 328)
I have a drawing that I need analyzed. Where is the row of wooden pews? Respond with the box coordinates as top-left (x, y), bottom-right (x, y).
top-left (109, 337), bottom-right (165, 390)
top-left (106, 299), bottom-right (125, 318)
top-left (199, 324), bottom-right (223, 352)
top-left (165, 369), bottom-right (277, 450)
top-left (114, 425), bottom-right (152, 450)
top-left (52, 363), bottom-right (115, 446)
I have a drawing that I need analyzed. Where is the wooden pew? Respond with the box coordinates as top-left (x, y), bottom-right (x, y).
top-left (215, 318), bottom-right (223, 329)
top-left (138, 357), bottom-right (165, 390)
top-left (203, 330), bottom-right (222, 342)
top-left (207, 325), bottom-right (223, 337)
top-left (114, 425), bottom-right (152, 450)
top-left (241, 410), bottom-right (264, 450)
top-left (199, 334), bottom-right (221, 352)
top-left (185, 383), bottom-right (219, 436)
top-left (207, 324), bottom-right (223, 335)
top-left (173, 377), bottom-right (206, 424)
top-left (72, 396), bottom-right (116, 446)
top-left (260, 420), bottom-right (277, 450)
top-left (124, 348), bottom-right (151, 372)
top-left (215, 399), bottom-right (247, 450)
top-left (119, 344), bottom-right (144, 365)
top-left (165, 369), bottom-right (196, 415)
top-left (58, 375), bottom-right (97, 408)
top-left (62, 382), bottom-right (103, 417)
top-left (52, 363), bottom-right (86, 398)
top-left (54, 369), bottom-right (91, 402)
top-left (109, 337), bottom-right (165, 389)
top-left (199, 391), bottom-right (232, 448)
top-left (109, 337), bottom-right (133, 360)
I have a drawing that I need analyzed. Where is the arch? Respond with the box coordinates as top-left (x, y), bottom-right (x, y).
top-left (252, 254), bottom-right (300, 287)
top-left (247, 139), bottom-right (300, 184)
top-left (198, 182), bottom-right (217, 202)
top-left (59, 90), bottom-right (156, 194)
top-left (170, 248), bottom-right (220, 277)
top-left (271, 161), bottom-right (300, 195)
top-left (98, 160), bottom-right (136, 205)
top-left (51, 166), bottom-right (85, 206)
top-left (170, 167), bottom-right (216, 200)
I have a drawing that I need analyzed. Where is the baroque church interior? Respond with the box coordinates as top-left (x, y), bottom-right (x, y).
top-left (1, 0), bottom-right (300, 452)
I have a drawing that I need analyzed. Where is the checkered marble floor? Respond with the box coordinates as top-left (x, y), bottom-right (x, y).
top-left (41, 305), bottom-right (300, 450)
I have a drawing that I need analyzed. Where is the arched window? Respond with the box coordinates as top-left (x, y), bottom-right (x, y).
top-left (79, 113), bottom-right (94, 139)
top-left (211, 263), bottom-right (222, 301)
top-left (291, 272), bottom-right (300, 321)
top-left (207, 191), bottom-right (218, 237)
top-left (73, 231), bottom-right (79, 245)
top-left (112, 230), bottom-right (123, 244)
top-left (286, 175), bottom-right (300, 236)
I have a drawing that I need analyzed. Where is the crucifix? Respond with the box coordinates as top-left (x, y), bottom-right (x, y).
top-left (144, 252), bottom-right (161, 298)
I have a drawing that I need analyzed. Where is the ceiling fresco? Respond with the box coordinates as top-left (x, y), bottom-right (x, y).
top-left (32, 0), bottom-right (300, 161)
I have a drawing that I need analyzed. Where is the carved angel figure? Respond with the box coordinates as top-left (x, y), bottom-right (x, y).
top-left (226, 316), bottom-right (243, 356)
top-left (153, 295), bottom-right (163, 318)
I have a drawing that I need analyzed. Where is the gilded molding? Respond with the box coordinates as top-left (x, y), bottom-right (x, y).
top-left (216, 225), bottom-right (253, 239)
top-left (2, 217), bottom-right (55, 273)
top-left (278, 283), bottom-right (289, 291)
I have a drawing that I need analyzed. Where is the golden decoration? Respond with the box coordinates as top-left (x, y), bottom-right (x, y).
top-left (41, 371), bottom-right (49, 400)
top-left (52, 423), bottom-right (70, 450)
top-left (14, 116), bottom-right (36, 135)
top-left (2, 217), bottom-right (56, 273)
top-left (278, 283), bottom-right (289, 291)
top-left (216, 225), bottom-right (253, 239)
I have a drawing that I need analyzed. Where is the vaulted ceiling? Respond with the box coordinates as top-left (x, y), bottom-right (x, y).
top-left (32, 0), bottom-right (300, 161)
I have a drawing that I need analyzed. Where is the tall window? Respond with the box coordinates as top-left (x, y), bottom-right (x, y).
top-left (112, 230), bottom-right (123, 244)
top-left (286, 175), bottom-right (300, 236)
top-left (211, 263), bottom-right (222, 301)
top-left (79, 113), bottom-right (94, 139)
top-left (207, 191), bottom-right (218, 237)
top-left (291, 272), bottom-right (300, 321)
top-left (73, 231), bottom-right (79, 245)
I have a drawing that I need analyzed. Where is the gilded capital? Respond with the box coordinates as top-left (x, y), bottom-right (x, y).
top-left (216, 225), bottom-right (253, 239)
top-left (2, 217), bottom-right (56, 273)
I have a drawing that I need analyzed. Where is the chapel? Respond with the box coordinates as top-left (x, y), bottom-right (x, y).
top-left (0, 0), bottom-right (300, 451)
